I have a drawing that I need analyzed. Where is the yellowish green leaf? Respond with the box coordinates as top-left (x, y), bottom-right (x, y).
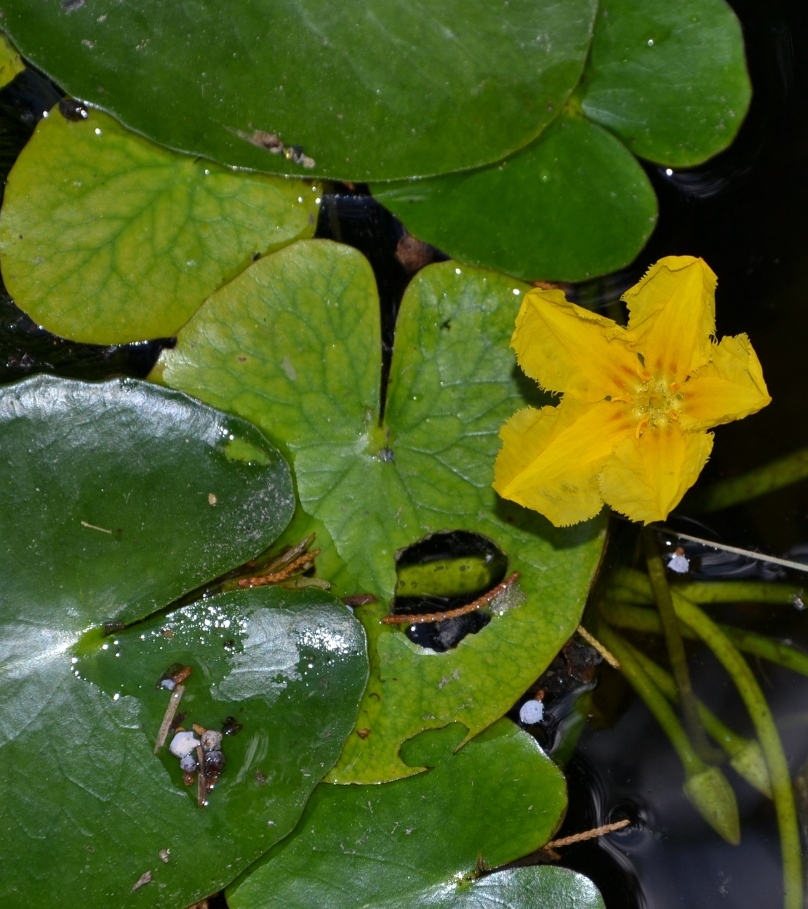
top-left (0, 107), bottom-right (320, 344)
top-left (0, 31), bottom-right (24, 88)
top-left (153, 240), bottom-right (606, 782)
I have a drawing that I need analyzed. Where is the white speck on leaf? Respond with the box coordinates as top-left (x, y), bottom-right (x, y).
top-left (281, 356), bottom-right (297, 381)
top-left (130, 871), bottom-right (152, 892)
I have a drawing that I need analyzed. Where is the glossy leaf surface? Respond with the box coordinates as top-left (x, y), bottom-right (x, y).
top-left (229, 721), bottom-right (576, 909)
top-left (0, 0), bottom-right (597, 181)
top-left (0, 108), bottom-right (320, 344)
top-left (0, 376), bottom-right (369, 907)
top-left (373, 114), bottom-right (658, 282)
top-left (579, 0), bottom-right (751, 166)
top-left (0, 0), bottom-right (750, 283)
top-left (414, 867), bottom-right (607, 909)
top-left (153, 240), bottom-right (606, 782)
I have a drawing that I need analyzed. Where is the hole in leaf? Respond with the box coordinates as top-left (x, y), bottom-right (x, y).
top-left (392, 530), bottom-right (508, 652)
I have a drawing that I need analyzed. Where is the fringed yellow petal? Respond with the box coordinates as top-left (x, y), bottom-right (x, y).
top-left (679, 334), bottom-right (771, 431)
top-left (497, 256), bottom-right (768, 529)
top-left (493, 400), bottom-right (632, 527)
top-left (623, 256), bottom-right (716, 381)
top-left (600, 427), bottom-right (713, 524)
top-left (512, 288), bottom-right (638, 402)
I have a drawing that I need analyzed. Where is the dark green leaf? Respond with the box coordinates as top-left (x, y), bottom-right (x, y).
top-left (579, 0), bottom-right (751, 166)
top-left (1, 375), bottom-right (294, 620)
top-left (227, 720), bottom-right (572, 909)
top-left (414, 867), bottom-right (607, 909)
top-left (373, 114), bottom-right (658, 282)
top-left (0, 0), bottom-right (597, 181)
top-left (0, 376), bottom-right (369, 907)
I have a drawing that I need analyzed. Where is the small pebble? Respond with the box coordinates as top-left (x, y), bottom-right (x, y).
top-left (179, 753), bottom-right (198, 772)
top-left (200, 729), bottom-right (223, 751)
top-left (169, 730), bottom-right (200, 758)
top-left (519, 699), bottom-right (545, 725)
top-left (667, 552), bottom-right (690, 574)
top-left (204, 749), bottom-right (226, 774)
top-left (221, 716), bottom-right (244, 736)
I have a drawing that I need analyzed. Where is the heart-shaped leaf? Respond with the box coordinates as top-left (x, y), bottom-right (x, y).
top-left (0, 1), bottom-right (749, 285)
top-left (373, 113), bottom-right (658, 282)
top-left (0, 107), bottom-right (320, 344)
top-left (0, 376), bottom-right (369, 908)
top-left (228, 720), bottom-right (582, 909)
top-left (153, 240), bottom-right (606, 782)
top-left (579, 0), bottom-right (751, 166)
top-left (0, 0), bottom-right (598, 180)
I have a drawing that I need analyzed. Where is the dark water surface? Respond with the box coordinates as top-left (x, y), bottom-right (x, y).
top-left (558, 0), bottom-right (808, 905)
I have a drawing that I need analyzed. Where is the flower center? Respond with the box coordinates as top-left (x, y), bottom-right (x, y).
top-left (627, 373), bottom-right (683, 437)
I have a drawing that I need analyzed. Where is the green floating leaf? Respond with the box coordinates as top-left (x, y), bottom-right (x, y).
top-left (411, 867), bottom-right (606, 909)
top-left (0, 0), bottom-right (597, 181)
top-left (227, 720), bottom-right (571, 909)
top-left (0, 31), bottom-right (24, 88)
top-left (1, 1), bottom-right (749, 286)
top-left (373, 113), bottom-right (658, 282)
top-left (1, 375), bottom-right (295, 619)
top-left (0, 107), bottom-right (320, 345)
top-left (0, 376), bottom-right (369, 907)
top-left (579, 0), bottom-right (751, 166)
top-left (153, 240), bottom-right (606, 782)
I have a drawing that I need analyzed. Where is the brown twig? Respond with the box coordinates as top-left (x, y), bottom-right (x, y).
top-left (545, 818), bottom-right (631, 850)
top-left (197, 745), bottom-right (207, 807)
top-left (154, 683), bottom-right (185, 753)
top-left (238, 549), bottom-right (320, 587)
top-left (381, 572), bottom-right (520, 625)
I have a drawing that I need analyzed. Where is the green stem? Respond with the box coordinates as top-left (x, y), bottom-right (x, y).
top-left (596, 624), bottom-right (702, 774)
top-left (611, 570), bottom-right (804, 607)
top-left (643, 530), bottom-right (720, 763)
top-left (670, 593), bottom-right (802, 909)
top-left (602, 600), bottom-right (808, 678)
top-left (678, 581), bottom-right (804, 606)
top-left (595, 623), bottom-right (740, 844)
top-left (691, 446), bottom-right (808, 512)
top-left (618, 637), bottom-right (771, 797)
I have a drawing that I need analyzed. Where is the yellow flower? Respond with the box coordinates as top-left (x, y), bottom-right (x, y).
top-left (493, 256), bottom-right (771, 526)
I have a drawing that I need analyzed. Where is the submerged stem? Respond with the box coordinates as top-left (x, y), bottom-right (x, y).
top-left (611, 570), bottom-right (804, 608)
top-left (670, 593), bottom-right (802, 909)
top-left (643, 530), bottom-right (720, 763)
top-left (602, 600), bottom-right (808, 678)
top-left (619, 636), bottom-right (771, 797)
top-left (594, 625), bottom-right (703, 776)
top-left (692, 446), bottom-right (808, 512)
top-left (595, 623), bottom-right (740, 845)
